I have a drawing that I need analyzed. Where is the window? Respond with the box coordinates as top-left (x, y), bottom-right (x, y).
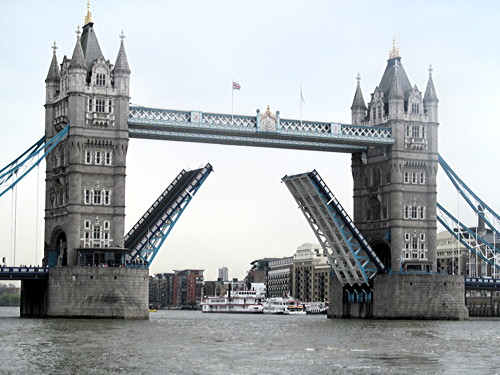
top-left (84, 220), bottom-right (91, 230)
top-left (104, 151), bottom-right (113, 166)
top-left (96, 99), bottom-right (106, 113)
top-left (84, 189), bottom-right (92, 205)
top-left (419, 233), bottom-right (426, 242)
top-left (96, 73), bottom-right (106, 86)
top-left (405, 233), bottom-right (411, 241)
top-left (403, 171), bottom-right (410, 184)
top-left (108, 100), bottom-right (113, 114)
top-left (411, 206), bottom-right (418, 219)
top-left (95, 151), bottom-right (102, 165)
top-left (411, 173), bottom-right (417, 184)
top-left (419, 172), bottom-right (425, 184)
top-left (418, 206), bottom-right (426, 219)
top-left (103, 190), bottom-right (111, 205)
top-left (93, 226), bottom-right (101, 240)
top-left (93, 190), bottom-right (102, 205)
top-left (412, 239), bottom-right (418, 250)
top-left (405, 125), bottom-right (411, 138)
top-left (404, 206), bottom-right (410, 219)
top-left (411, 103), bottom-right (420, 114)
top-left (404, 205), bottom-right (426, 220)
top-left (104, 221), bottom-right (110, 230)
top-left (85, 150), bottom-right (92, 164)
top-left (88, 98), bottom-right (93, 112)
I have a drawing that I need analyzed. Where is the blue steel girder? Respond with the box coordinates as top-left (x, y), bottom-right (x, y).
top-left (282, 170), bottom-right (385, 291)
top-left (439, 154), bottom-right (500, 239)
top-left (126, 164), bottom-right (213, 266)
top-left (128, 106), bottom-right (395, 153)
top-left (437, 203), bottom-right (500, 270)
top-left (0, 125), bottom-right (69, 198)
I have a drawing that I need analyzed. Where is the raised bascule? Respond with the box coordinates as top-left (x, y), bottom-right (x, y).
top-left (1, 7), bottom-right (498, 319)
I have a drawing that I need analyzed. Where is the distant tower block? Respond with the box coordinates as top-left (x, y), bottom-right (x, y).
top-left (218, 267), bottom-right (229, 282)
top-left (350, 42), bottom-right (439, 273)
top-left (43, 13), bottom-right (131, 267)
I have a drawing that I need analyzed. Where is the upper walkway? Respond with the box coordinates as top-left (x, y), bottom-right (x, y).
top-left (128, 105), bottom-right (395, 153)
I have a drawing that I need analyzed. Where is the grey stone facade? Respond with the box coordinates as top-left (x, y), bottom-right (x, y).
top-left (351, 47), bottom-right (439, 273)
top-left (327, 273), bottom-right (468, 320)
top-left (46, 267), bottom-right (148, 318)
top-left (43, 21), bottom-right (130, 267)
top-left (372, 274), bottom-right (468, 320)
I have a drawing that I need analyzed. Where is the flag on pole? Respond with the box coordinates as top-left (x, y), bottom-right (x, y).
top-left (232, 81), bottom-right (241, 90)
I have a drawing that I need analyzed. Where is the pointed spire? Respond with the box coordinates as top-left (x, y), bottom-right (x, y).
top-left (69, 26), bottom-right (87, 71)
top-left (351, 73), bottom-right (367, 110)
top-left (84, 0), bottom-right (93, 26)
top-left (388, 63), bottom-right (404, 100)
top-left (114, 31), bottom-right (131, 75)
top-left (424, 64), bottom-right (438, 102)
top-left (389, 38), bottom-right (400, 59)
top-left (45, 41), bottom-right (60, 83)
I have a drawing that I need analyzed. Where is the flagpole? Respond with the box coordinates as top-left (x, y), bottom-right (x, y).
top-left (231, 78), bottom-right (234, 124)
top-left (300, 85), bottom-right (303, 126)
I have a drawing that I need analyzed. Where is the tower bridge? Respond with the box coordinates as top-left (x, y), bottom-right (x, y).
top-left (1, 7), bottom-right (498, 319)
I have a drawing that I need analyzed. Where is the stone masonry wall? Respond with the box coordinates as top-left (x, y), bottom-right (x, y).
top-left (47, 267), bottom-right (149, 319)
top-left (373, 274), bottom-right (468, 320)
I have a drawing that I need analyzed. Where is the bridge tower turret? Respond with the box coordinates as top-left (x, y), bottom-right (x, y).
top-left (43, 11), bottom-right (130, 267)
top-left (350, 74), bottom-right (367, 126)
top-left (351, 42), bottom-right (439, 273)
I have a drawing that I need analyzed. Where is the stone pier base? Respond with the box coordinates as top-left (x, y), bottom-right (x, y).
top-left (372, 273), bottom-right (468, 320)
top-left (20, 267), bottom-right (149, 318)
top-left (328, 273), bottom-right (469, 320)
top-left (46, 267), bottom-right (149, 319)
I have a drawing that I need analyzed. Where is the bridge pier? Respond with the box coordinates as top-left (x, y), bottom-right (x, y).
top-left (44, 267), bottom-right (149, 319)
top-left (328, 274), bottom-right (469, 320)
top-left (21, 279), bottom-right (48, 317)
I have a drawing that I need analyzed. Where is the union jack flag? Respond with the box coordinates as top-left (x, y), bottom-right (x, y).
top-left (232, 81), bottom-right (241, 90)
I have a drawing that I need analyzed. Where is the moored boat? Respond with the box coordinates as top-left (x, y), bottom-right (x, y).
top-left (263, 297), bottom-right (305, 315)
top-left (201, 290), bottom-right (264, 313)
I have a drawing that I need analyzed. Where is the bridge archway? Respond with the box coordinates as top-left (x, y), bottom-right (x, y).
top-left (370, 239), bottom-right (391, 270)
top-left (49, 227), bottom-right (67, 267)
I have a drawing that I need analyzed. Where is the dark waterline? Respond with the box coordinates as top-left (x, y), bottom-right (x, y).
top-left (0, 307), bottom-right (499, 374)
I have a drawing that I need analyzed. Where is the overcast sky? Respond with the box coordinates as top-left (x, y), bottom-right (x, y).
top-left (0, 1), bottom-right (499, 280)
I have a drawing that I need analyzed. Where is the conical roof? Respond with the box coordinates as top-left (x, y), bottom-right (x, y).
top-left (114, 38), bottom-right (131, 75)
top-left (351, 75), bottom-right (366, 110)
top-left (80, 22), bottom-right (104, 69)
top-left (424, 66), bottom-right (438, 102)
top-left (69, 36), bottom-right (87, 71)
top-left (378, 57), bottom-right (412, 101)
top-left (45, 44), bottom-right (60, 83)
top-left (388, 65), bottom-right (404, 100)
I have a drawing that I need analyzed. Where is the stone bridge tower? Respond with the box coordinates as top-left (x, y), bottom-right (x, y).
top-left (43, 10), bottom-right (130, 267)
top-left (351, 43), bottom-right (439, 273)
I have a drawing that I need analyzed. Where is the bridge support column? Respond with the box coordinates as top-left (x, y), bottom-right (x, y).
top-left (372, 274), bottom-right (469, 320)
top-left (46, 267), bottom-right (149, 319)
top-left (21, 280), bottom-right (48, 317)
top-left (327, 277), bottom-right (373, 319)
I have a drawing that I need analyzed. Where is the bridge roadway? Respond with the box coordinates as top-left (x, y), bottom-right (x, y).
top-left (0, 266), bottom-right (48, 280)
top-left (1, 265), bottom-right (499, 291)
top-left (127, 105), bottom-right (395, 152)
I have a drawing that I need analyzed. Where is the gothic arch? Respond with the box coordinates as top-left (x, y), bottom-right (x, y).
top-left (50, 226), bottom-right (68, 266)
top-left (370, 238), bottom-right (391, 270)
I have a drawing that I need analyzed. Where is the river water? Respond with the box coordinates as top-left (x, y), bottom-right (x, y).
top-left (0, 307), bottom-right (498, 374)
